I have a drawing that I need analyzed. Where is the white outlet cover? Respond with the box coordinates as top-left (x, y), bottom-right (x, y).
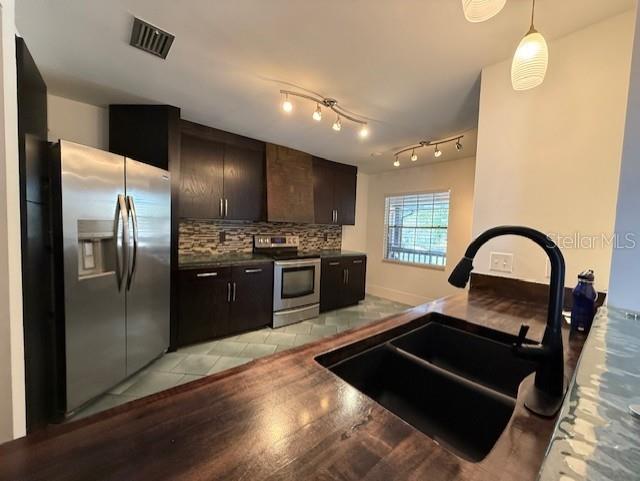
top-left (490, 252), bottom-right (513, 273)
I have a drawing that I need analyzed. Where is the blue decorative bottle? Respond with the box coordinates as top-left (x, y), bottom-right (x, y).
top-left (570, 270), bottom-right (597, 333)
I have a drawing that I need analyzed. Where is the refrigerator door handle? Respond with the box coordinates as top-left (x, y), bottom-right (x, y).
top-left (227, 282), bottom-right (232, 302)
top-left (114, 194), bottom-right (129, 291)
top-left (126, 195), bottom-right (139, 291)
top-left (225, 198), bottom-right (228, 217)
top-left (232, 282), bottom-right (237, 302)
top-left (219, 198), bottom-right (223, 217)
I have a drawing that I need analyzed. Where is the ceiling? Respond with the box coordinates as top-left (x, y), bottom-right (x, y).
top-left (16, 0), bottom-right (635, 173)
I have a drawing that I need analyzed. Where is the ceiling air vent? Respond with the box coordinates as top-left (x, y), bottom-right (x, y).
top-left (129, 17), bottom-right (174, 59)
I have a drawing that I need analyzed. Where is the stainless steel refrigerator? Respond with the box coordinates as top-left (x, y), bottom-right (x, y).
top-left (51, 140), bottom-right (170, 415)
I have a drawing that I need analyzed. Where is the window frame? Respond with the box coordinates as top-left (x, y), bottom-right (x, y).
top-left (381, 188), bottom-right (451, 270)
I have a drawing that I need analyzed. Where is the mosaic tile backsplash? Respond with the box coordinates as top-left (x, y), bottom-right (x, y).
top-left (179, 219), bottom-right (342, 256)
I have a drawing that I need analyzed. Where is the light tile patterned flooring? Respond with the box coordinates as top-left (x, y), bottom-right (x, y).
top-left (68, 295), bottom-right (409, 421)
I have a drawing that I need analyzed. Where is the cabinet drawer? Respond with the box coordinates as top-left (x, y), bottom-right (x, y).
top-left (182, 266), bottom-right (231, 281)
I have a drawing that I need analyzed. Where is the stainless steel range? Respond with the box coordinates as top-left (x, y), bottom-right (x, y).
top-left (254, 235), bottom-right (320, 327)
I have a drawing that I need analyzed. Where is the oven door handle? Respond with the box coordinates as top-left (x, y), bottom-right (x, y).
top-left (274, 259), bottom-right (320, 268)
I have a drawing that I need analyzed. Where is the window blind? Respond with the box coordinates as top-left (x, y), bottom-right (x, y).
top-left (383, 191), bottom-right (450, 267)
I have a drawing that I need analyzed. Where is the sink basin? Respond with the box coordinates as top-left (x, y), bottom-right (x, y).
top-left (391, 322), bottom-right (536, 397)
top-left (318, 315), bottom-right (537, 462)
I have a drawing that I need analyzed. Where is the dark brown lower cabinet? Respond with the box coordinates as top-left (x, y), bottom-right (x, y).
top-left (178, 263), bottom-right (273, 347)
top-left (178, 267), bottom-right (231, 346)
top-left (230, 264), bottom-right (274, 333)
top-left (320, 256), bottom-right (367, 312)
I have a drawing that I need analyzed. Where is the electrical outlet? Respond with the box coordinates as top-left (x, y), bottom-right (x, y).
top-left (490, 252), bottom-right (513, 273)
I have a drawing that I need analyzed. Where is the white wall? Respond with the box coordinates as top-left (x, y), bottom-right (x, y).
top-left (609, 6), bottom-right (640, 311)
top-left (364, 157), bottom-right (476, 306)
top-left (47, 94), bottom-right (108, 149)
top-left (472, 11), bottom-right (635, 290)
top-left (341, 172), bottom-right (369, 252)
top-left (0, 0), bottom-right (26, 442)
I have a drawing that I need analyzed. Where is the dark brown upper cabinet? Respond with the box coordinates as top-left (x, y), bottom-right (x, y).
top-left (266, 143), bottom-right (315, 223)
top-left (313, 157), bottom-right (357, 225)
top-left (179, 134), bottom-right (225, 219)
top-left (179, 121), bottom-right (266, 221)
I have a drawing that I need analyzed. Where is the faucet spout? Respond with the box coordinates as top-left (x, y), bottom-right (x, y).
top-left (448, 226), bottom-right (566, 417)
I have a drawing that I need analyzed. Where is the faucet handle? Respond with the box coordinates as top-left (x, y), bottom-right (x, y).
top-left (513, 324), bottom-right (530, 349)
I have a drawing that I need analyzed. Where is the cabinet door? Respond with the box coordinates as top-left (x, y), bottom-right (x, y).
top-left (230, 264), bottom-right (273, 333)
top-left (320, 258), bottom-right (346, 312)
top-left (344, 257), bottom-right (366, 305)
top-left (177, 268), bottom-right (230, 346)
top-left (223, 144), bottom-right (266, 221)
top-left (334, 165), bottom-right (357, 225)
top-left (312, 157), bottom-right (335, 224)
top-left (179, 134), bottom-right (224, 219)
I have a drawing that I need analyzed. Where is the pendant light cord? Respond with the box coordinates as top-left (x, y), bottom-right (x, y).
top-left (530, 0), bottom-right (536, 28)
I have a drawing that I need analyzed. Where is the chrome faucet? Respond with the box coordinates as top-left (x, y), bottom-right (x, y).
top-left (448, 226), bottom-right (566, 417)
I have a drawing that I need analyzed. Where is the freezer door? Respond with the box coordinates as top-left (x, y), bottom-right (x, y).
top-left (125, 158), bottom-right (171, 375)
top-left (59, 141), bottom-right (127, 412)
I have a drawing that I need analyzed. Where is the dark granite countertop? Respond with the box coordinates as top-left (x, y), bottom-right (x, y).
top-left (301, 249), bottom-right (367, 258)
top-left (178, 252), bottom-right (273, 269)
top-left (179, 250), bottom-right (366, 269)
top-left (0, 288), bottom-right (584, 481)
top-left (538, 306), bottom-right (640, 481)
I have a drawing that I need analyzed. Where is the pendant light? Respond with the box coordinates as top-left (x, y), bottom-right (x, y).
top-left (461, 0), bottom-right (506, 23)
top-left (511, 0), bottom-right (548, 91)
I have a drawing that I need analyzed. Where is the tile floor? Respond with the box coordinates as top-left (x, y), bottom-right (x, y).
top-left (68, 295), bottom-right (409, 421)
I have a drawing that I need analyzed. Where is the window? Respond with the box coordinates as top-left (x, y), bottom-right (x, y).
top-left (383, 191), bottom-right (450, 267)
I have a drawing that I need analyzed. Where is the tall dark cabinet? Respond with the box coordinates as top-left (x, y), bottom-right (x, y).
top-left (17, 37), bottom-right (52, 432)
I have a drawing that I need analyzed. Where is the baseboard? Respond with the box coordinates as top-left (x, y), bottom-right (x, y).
top-left (366, 284), bottom-right (434, 306)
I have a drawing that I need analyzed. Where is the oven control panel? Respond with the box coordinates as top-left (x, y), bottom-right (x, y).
top-left (254, 235), bottom-right (299, 249)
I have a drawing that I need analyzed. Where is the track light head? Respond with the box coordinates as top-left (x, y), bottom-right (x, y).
top-left (393, 157), bottom-right (400, 167)
top-left (359, 124), bottom-right (369, 139)
top-left (282, 94), bottom-right (293, 113)
top-left (434, 145), bottom-right (442, 158)
top-left (312, 104), bottom-right (322, 121)
top-left (410, 149), bottom-right (418, 162)
top-left (332, 116), bottom-right (342, 132)
top-left (456, 139), bottom-right (463, 151)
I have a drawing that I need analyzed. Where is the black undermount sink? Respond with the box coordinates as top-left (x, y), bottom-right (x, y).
top-left (316, 313), bottom-right (537, 462)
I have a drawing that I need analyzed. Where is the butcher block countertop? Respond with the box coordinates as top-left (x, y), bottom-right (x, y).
top-left (0, 288), bottom-right (585, 481)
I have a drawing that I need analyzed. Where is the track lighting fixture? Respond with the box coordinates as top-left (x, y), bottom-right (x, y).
top-left (461, 0), bottom-right (506, 23)
top-left (393, 135), bottom-right (464, 167)
top-left (279, 89), bottom-right (369, 139)
top-left (511, 0), bottom-right (548, 91)
top-left (281, 93), bottom-right (293, 113)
